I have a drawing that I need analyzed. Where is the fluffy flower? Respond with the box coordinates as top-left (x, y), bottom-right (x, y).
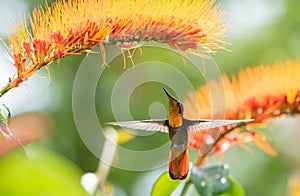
top-left (1, 0), bottom-right (227, 97)
top-left (185, 61), bottom-right (300, 159)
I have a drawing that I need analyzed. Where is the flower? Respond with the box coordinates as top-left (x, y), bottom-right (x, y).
top-left (1, 0), bottom-right (228, 97)
top-left (185, 61), bottom-right (300, 160)
top-left (0, 112), bottom-right (52, 156)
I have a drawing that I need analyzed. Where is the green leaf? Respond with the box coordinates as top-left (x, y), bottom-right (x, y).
top-left (0, 104), bottom-right (11, 123)
top-left (218, 176), bottom-right (245, 196)
top-left (151, 171), bottom-right (181, 196)
top-left (191, 163), bottom-right (231, 196)
top-left (2, 104), bottom-right (11, 121)
top-left (0, 145), bottom-right (88, 196)
top-left (0, 109), bottom-right (6, 124)
top-left (190, 163), bottom-right (245, 196)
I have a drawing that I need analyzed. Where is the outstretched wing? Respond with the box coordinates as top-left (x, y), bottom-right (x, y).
top-left (107, 119), bottom-right (169, 133)
top-left (186, 119), bottom-right (253, 132)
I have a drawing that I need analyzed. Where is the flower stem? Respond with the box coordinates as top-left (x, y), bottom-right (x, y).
top-left (195, 123), bottom-right (248, 168)
top-left (180, 180), bottom-right (192, 196)
top-left (0, 85), bottom-right (9, 98)
top-left (0, 61), bottom-right (46, 98)
top-left (0, 79), bottom-right (20, 98)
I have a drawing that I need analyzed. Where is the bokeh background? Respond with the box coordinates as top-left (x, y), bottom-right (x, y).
top-left (0, 0), bottom-right (299, 195)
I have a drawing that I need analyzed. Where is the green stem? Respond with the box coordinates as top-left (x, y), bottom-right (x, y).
top-left (180, 180), bottom-right (192, 196)
top-left (0, 84), bottom-right (10, 98)
top-left (0, 61), bottom-right (42, 98)
top-left (0, 47), bottom-right (90, 99)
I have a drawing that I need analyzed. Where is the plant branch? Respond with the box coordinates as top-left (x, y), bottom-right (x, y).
top-left (0, 62), bottom-right (42, 98)
top-left (195, 122), bottom-right (248, 168)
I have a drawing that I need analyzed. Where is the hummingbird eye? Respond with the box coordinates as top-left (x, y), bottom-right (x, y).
top-left (176, 101), bottom-right (184, 114)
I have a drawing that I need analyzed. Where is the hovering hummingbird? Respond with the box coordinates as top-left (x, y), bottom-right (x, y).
top-left (107, 88), bottom-right (253, 180)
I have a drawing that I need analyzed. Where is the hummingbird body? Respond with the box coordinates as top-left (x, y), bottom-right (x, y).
top-left (166, 90), bottom-right (190, 179)
top-left (107, 88), bottom-right (253, 180)
top-left (168, 125), bottom-right (188, 147)
top-left (168, 125), bottom-right (189, 179)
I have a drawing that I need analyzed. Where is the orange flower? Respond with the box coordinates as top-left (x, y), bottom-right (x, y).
top-left (1, 0), bottom-right (228, 97)
top-left (0, 112), bottom-right (52, 156)
top-left (185, 61), bottom-right (300, 159)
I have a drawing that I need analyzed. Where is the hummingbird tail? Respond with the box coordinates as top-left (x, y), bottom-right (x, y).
top-left (169, 147), bottom-right (189, 180)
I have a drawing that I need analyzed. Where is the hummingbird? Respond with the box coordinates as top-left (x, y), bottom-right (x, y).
top-left (107, 88), bottom-right (253, 180)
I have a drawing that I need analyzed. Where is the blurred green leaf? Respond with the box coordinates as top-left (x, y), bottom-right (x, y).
top-left (191, 163), bottom-right (231, 196)
top-left (151, 171), bottom-right (181, 196)
top-left (0, 145), bottom-right (88, 196)
top-left (218, 176), bottom-right (245, 196)
top-left (190, 163), bottom-right (245, 196)
top-left (190, 162), bottom-right (245, 196)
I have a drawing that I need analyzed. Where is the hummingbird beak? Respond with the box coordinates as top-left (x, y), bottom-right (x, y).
top-left (163, 87), bottom-right (177, 102)
top-left (163, 87), bottom-right (183, 126)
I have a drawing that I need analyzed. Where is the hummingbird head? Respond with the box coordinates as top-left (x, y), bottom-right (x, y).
top-left (163, 88), bottom-right (184, 127)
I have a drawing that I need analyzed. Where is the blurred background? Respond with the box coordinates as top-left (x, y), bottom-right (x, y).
top-left (0, 0), bottom-right (299, 195)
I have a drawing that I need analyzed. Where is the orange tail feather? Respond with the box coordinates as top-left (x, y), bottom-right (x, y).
top-left (169, 148), bottom-right (189, 180)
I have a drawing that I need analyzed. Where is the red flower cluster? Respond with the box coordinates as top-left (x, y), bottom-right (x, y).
top-left (0, 0), bottom-right (227, 98)
top-left (184, 61), bottom-right (300, 160)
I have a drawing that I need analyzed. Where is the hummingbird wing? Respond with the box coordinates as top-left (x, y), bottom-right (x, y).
top-left (106, 120), bottom-right (169, 133)
top-left (186, 119), bottom-right (253, 132)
